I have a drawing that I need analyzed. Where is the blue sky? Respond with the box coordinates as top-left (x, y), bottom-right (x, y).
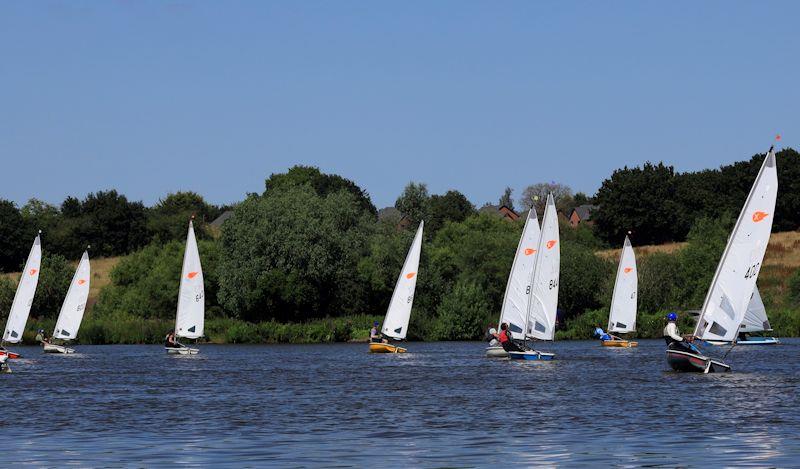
top-left (1, 1), bottom-right (796, 209)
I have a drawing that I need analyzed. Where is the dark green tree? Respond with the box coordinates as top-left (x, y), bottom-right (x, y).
top-left (30, 254), bottom-right (74, 319)
top-left (427, 190), bottom-right (475, 233)
top-left (0, 200), bottom-right (28, 271)
top-left (499, 187), bottom-right (515, 211)
top-left (395, 182), bottom-right (430, 227)
top-left (147, 191), bottom-right (217, 243)
top-left (264, 165), bottom-right (377, 216)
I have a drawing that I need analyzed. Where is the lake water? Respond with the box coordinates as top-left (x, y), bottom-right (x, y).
top-left (2, 339), bottom-right (799, 467)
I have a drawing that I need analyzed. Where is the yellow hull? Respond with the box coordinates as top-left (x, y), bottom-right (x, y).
top-left (369, 343), bottom-right (407, 354)
top-left (602, 339), bottom-right (638, 348)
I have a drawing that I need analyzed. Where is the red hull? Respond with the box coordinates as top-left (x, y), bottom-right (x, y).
top-left (0, 350), bottom-right (21, 360)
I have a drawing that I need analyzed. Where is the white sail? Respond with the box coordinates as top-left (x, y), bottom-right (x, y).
top-left (741, 287), bottom-right (771, 333)
top-left (525, 194), bottom-right (559, 341)
top-left (53, 251), bottom-right (91, 340)
top-left (608, 236), bottom-right (637, 333)
top-left (382, 221), bottom-right (423, 341)
top-left (498, 208), bottom-right (541, 335)
top-left (694, 148), bottom-right (778, 343)
top-left (175, 221), bottom-right (204, 339)
top-left (3, 235), bottom-right (42, 344)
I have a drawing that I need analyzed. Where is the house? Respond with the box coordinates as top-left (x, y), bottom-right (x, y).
top-left (210, 210), bottom-right (234, 229)
top-left (568, 204), bottom-right (598, 228)
top-left (479, 204), bottom-right (520, 222)
top-left (378, 206), bottom-right (413, 229)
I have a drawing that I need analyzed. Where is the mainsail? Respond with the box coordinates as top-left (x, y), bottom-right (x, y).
top-left (175, 221), bottom-right (205, 339)
top-left (382, 221), bottom-right (424, 341)
top-left (524, 195), bottom-right (560, 341)
top-left (3, 235), bottom-right (42, 344)
top-left (498, 208), bottom-right (540, 335)
top-left (741, 287), bottom-right (771, 333)
top-left (53, 250), bottom-right (91, 340)
top-left (694, 148), bottom-right (778, 343)
top-left (608, 236), bottom-right (637, 333)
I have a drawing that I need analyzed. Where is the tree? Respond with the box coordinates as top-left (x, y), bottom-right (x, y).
top-left (558, 241), bottom-right (613, 319)
top-left (217, 186), bottom-right (374, 322)
top-left (427, 190), bottom-right (475, 233)
top-left (30, 254), bottom-right (74, 319)
top-left (395, 182), bottom-right (430, 228)
top-left (519, 182), bottom-right (572, 213)
top-left (0, 200), bottom-right (28, 272)
top-left (593, 162), bottom-right (681, 246)
top-left (265, 165), bottom-right (377, 216)
top-left (147, 191), bottom-right (217, 243)
top-left (432, 281), bottom-right (492, 340)
top-left (499, 187), bottom-right (515, 211)
top-left (70, 190), bottom-right (151, 258)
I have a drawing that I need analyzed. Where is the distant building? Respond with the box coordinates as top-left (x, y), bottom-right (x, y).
top-left (210, 210), bottom-right (234, 229)
top-left (568, 204), bottom-right (598, 228)
top-left (479, 204), bottom-right (520, 222)
top-left (378, 206), bottom-right (412, 229)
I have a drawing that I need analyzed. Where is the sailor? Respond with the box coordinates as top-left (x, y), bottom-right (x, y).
top-left (486, 327), bottom-right (500, 347)
top-left (663, 312), bottom-right (695, 352)
top-left (593, 325), bottom-right (614, 341)
top-left (164, 330), bottom-right (180, 348)
top-left (369, 322), bottom-right (387, 344)
top-left (35, 329), bottom-right (48, 344)
top-left (0, 354), bottom-right (8, 374)
top-left (498, 323), bottom-right (524, 353)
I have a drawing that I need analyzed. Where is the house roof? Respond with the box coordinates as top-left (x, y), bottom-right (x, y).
top-left (378, 206), bottom-right (401, 220)
top-left (210, 210), bottom-right (234, 228)
top-left (479, 204), bottom-right (520, 220)
top-left (572, 204), bottom-right (598, 221)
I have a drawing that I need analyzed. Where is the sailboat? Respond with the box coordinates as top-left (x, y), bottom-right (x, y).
top-left (43, 249), bottom-right (91, 354)
top-left (166, 220), bottom-right (204, 355)
top-left (0, 234), bottom-right (42, 360)
top-left (602, 236), bottom-right (638, 348)
top-left (704, 287), bottom-right (779, 345)
top-left (509, 194), bottom-right (559, 360)
top-left (667, 146), bottom-right (778, 373)
top-left (369, 221), bottom-right (423, 354)
top-left (487, 208), bottom-right (540, 358)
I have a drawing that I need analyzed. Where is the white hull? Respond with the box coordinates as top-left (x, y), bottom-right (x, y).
top-left (165, 346), bottom-right (199, 355)
top-left (43, 343), bottom-right (75, 354)
top-left (705, 337), bottom-right (780, 346)
top-left (485, 346), bottom-right (508, 358)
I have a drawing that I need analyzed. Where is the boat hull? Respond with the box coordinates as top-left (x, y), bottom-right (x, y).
top-left (165, 346), bottom-right (199, 355)
top-left (705, 337), bottom-right (780, 346)
top-left (601, 339), bottom-right (638, 348)
top-left (508, 350), bottom-right (555, 360)
top-left (0, 355), bottom-right (9, 374)
top-left (43, 343), bottom-right (75, 354)
top-left (0, 350), bottom-right (22, 360)
top-left (666, 349), bottom-right (730, 373)
top-left (485, 346), bottom-right (508, 358)
top-left (369, 343), bottom-right (407, 354)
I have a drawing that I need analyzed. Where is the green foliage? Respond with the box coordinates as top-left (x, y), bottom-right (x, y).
top-left (637, 252), bottom-right (681, 314)
top-left (427, 190), bottom-right (475, 233)
top-left (217, 186), bottom-right (374, 322)
top-left (676, 214), bottom-right (734, 308)
top-left (789, 268), bottom-right (800, 306)
top-left (499, 187), bottom-right (515, 211)
top-left (0, 276), bottom-right (15, 316)
top-left (395, 182), bottom-right (430, 227)
top-left (0, 200), bottom-right (27, 271)
top-left (31, 254), bottom-right (74, 319)
top-left (147, 192), bottom-right (219, 243)
top-left (264, 165), bottom-right (377, 216)
top-left (431, 281), bottom-right (492, 340)
top-left (558, 241), bottom-right (613, 319)
top-left (93, 239), bottom-right (220, 320)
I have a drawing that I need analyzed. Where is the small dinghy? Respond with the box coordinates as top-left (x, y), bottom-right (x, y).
top-left (167, 220), bottom-right (204, 355)
top-left (370, 222), bottom-right (423, 354)
top-left (488, 208), bottom-right (541, 358)
top-left (510, 195), bottom-right (559, 361)
top-left (44, 249), bottom-right (91, 354)
top-left (668, 146), bottom-right (778, 373)
top-left (1, 234), bottom-right (42, 360)
top-left (704, 288), bottom-right (780, 345)
top-left (602, 235), bottom-right (638, 348)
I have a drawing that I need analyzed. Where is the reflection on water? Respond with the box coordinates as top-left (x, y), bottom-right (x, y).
top-left (1, 340), bottom-right (798, 465)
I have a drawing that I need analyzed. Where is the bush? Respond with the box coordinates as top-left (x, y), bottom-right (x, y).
top-left (431, 282), bottom-right (492, 340)
top-left (31, 254), bottom-right (75, 319)
top-left (637, 252), bottom-right (681, 314)
top-left (558, 241), bottom-right (613, 319)
top-left (789, 268), bottom-right (800, 306)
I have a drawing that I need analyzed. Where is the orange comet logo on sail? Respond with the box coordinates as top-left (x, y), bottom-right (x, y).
top-left (546, 240), bottom-right (557, 249)
top-left (624, 267), bottom-right (633, 274)
top-left (77, 279), bottom-right (87, 285)
top-left (187, 272), bottom-right (199, 279)
top-left (406, 272), bottom-right (416, 279)
top-left (752, 211), bottom-right (769, 223)
top-left (524, 248), bottom-right (536, 255)
top-left (29, 269), bottom-right (38, 276)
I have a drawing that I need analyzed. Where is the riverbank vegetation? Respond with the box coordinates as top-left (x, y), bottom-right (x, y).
top-left (2, 148), bottom-right (800, 344)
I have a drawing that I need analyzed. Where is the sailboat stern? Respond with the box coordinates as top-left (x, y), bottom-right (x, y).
top-left (508, 350), bottom-right (555, 360)
top-left (368, 343), bottom-right (407, 354)
top-left (665, 349), bottom-right (730, 373)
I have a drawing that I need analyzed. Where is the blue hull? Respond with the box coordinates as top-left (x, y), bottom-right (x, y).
top-left (508, 351), bottom-right (555, 360)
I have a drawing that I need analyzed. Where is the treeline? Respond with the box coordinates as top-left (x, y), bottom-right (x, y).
top-left (593, 147), bottom-right (800, 246)
top-left (0, 190), bottom-right (227, 271)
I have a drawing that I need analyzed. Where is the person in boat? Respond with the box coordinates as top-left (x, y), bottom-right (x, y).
top-left (35, 329), bottom-right (50, 344)
top-left (0, 354), bottom-right (8, 373)
top-left (486, 327), bottom-right (500, 347)
top-left (592, 325), bottom-right (618, 341)
top-left (164, 330), bottom-right (181, 349)
top-left (663, 312), bottom-right (697, 353)
top-left (498, 323), bottom-right (524, 353)
top-left (370, 322), bottom-right (387, 344)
